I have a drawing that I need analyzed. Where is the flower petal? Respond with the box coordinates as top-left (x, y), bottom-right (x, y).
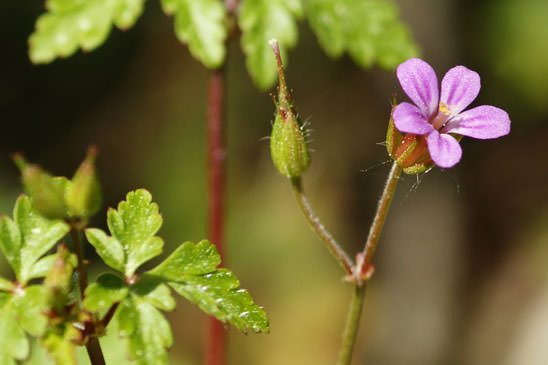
top-left (396, 58), bottom-right (439, 119)
top-left (393, 102), bottom-right (434, 135)
top-left (440, 65), bottom-right (480, 115)
top-left (426, 130), bottom-right (462, 168)
top-left (443, 105), bottom-right (511, 139)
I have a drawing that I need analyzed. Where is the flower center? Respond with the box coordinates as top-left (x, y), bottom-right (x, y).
top-left (430, 102), bottom-right (451, 130)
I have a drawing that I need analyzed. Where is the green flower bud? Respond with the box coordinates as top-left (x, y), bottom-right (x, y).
top-left (13, 154), bottom-right (69, 219)
top-left (66, 146), bottom-right (101, 220)
top-left (269, 39), bottom-right (310, 179)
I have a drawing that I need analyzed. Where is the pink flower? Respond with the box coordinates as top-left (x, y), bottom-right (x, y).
top-left (392, 58), bottom-right (511, 168)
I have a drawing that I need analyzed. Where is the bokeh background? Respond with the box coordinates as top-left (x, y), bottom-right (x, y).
top-left (2, 0), bottom-right (548, 363)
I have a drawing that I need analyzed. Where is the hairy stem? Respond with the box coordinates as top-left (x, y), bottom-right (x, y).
top-left (358, 162), bottom-right (403, 275)
top-left (338, 162), bottom-right (402, 364)
top-left (205, 68), bottom-right (227, 365)
top-left (291, 178), bottom-right (354, 274)
top-left (337, 285), bottom-right (366, 365)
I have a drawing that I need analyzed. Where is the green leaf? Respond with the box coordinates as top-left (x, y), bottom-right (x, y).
top-left (0, 298), bottom-right (29, 363)
top-left (84, 273), bottom-right (129, 314)
top-left (239, 0), bottom-right (303, 88)
top-left (0, 286), bottom-right (49, 363)
top-left (0, 195), bottom-right (70, 284)
top-left (148, 240), bottom-right (220, 279)
top-left (160, 0), bottom-right (227, 68)
top-left (0, 277), bottom-right (14, 292)
top-left (170, 269), bottom-right (269, 333)
top-left (85, 228), bottom-right (125, 273)
top-left (305, 0), bottom-right (418, 69)
top-left (27, 253), bottom-right (57, 281)
top-left (132, 277), bottom-right (175, 311)
top-left (13, 286), bottom-right (49, 337)
top-left (106, 189), bottom-right (164, 277)
top-left (115, 297), bottom-right (173, 365)
top-left (29, 0), bottom-right (145, 64)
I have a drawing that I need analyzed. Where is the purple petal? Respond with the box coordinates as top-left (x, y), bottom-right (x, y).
top-left (440, 65), bottom-right (480, 115)
top-left (426, 130), bottom-right (462, 168)
top-left (443, 105), bottom-right (511, 139)
top-left (393, 102), bottom-right (434, 135)
top-left (396, 58), bottom-right (439, 119)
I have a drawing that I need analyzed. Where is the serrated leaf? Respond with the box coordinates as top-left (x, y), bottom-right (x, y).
top-left (105, 189), bottom-right (164, 277)
top-left (85, 228), bottom-right (125, 273)
top-left (132, 277), bottom-right (175, 311)
top-left (305, 0), bottom-right (418, 70)
top-left (160, 0), bottom-right (227, 68)
top-left (0, 195), bottom-right (70, 284)
top-left (29, 0), bottom-right (145, 64)
top-left (170, 269), bottom-right (269, 333)
top-left (84, 273), bottom-right (129, 314)
top-left (115, 297), bottom-right (173, 365)
top-left (148, 240), bottom-right (220, 279)
top-left (239, 0), bottom-right (302, 88)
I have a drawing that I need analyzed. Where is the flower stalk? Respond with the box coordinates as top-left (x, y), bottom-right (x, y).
top-left (291, 178), bottom-right (353, 274)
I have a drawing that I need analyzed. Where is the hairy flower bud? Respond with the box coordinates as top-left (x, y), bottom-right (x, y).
top-left (66, 146), bottom-right (101, 220)
top-left (385, 103), bottom-right (434, 175)
top-left (269, 39), bottom-right (310, 179)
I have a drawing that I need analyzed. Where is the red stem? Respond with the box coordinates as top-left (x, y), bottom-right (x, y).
top-left (205, 68), bottom-right (226, 365)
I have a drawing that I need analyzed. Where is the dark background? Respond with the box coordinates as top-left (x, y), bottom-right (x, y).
top-left (1, 0), bottom-right (548, 363)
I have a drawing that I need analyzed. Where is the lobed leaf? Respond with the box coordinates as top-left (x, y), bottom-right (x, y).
top-left (239, 0), bottom-right (303, 89)
top-left (0, 195), bottom-right (70, 284)
top-left (161, 0), bottom-right (227, 68)
top-left (29, 0), bottom-right (145, 64)
top-left (0, 277), bottom-right (14, 292)
top-left (0, 286), bottom-right (50, 364)
top-left (305, 0), bottom-right (418, 70)
top-left (148, 240), bottom-right (220, 279)
top-left (85, 228), bottom-right (125, 273)
top-left (107, 189), bottom-right (164, 277)
top-left (170, 269), bottom-right (269, 333)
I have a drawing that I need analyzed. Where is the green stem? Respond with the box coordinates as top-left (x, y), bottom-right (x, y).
top-left (338, 162), bottom-right (402, 364)
top-left (337, 285), bottom-right (366, 365)
top-left (291, 177), bottom-right (353, 274)
top-left (70, 226), bottom-right (87, 299)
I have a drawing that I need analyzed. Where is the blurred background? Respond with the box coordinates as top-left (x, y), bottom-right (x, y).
top-left (1, 0), bottom-right (548, 363)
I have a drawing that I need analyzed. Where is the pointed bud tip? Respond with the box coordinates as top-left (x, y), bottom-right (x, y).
top-left (11, 152), bottom-right (27, 171)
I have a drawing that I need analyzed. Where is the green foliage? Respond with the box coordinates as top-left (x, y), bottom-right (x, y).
top-left (28, 0), bottom-right (418, 89)
top-left (161, 0), bottom-right (227, 68)
top-left (81, 190), bottom-right (268, 363)
top-left (86, 189), bottom-right (163, 277)
top-left (0, 286), bottom-right (50, 365)
top-left (305, 0), bottom-right (418, 69)
top-left (239, 0), bottom-right (302, 89)
top-left (29, 0), bottom-right (145, 64)
top-left (0, 195), bottom-right (69, 285)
